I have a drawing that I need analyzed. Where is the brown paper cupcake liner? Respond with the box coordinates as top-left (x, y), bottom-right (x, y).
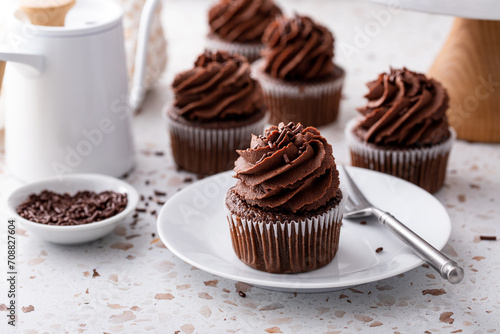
top-left (345, 119), bottom-right (455, 194)
top-left (166, 114), bottom-right (268, 175)
top-left (225, 190), bottom-right (346, 274)
top-left (252, 59), bottom-right (345, 127)
top-left (205, 34), bottom-right (264, 63)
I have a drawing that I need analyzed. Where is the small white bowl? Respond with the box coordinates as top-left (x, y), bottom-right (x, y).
top-left (7, 174), bottom-right (139, 244)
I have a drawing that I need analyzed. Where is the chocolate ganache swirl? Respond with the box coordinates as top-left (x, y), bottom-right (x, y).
top-left (262, 15), bottom-right (335, 81)
top-left (209, 0), bottom-right (282, 43)
top-left (355, 68), bottom-right (450, 147)
top-left (172, 51), bottom-right (264, 122)
top-left (233, 122), bottom-right (340, 213)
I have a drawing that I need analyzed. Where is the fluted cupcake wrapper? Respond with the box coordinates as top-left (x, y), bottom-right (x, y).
top-left (225, 190), bottom-right (346, 274)
top-left (252, 59), bottom-right (345, 127)
top-left (345, 118), bottom-right (456, 194)
top-left (167, 113), bottom-right (268, 175)
top-left (205, 34), bottom-right (264, 63)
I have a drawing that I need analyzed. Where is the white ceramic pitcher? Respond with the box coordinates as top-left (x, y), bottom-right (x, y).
top-left (0, 0), bottom-right (160, 181)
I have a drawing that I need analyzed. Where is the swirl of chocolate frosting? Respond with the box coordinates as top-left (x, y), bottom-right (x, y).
top-left (233, 122), bottom-right (340, 213)
top-left (172, 51), bottom-right (265, 122)
top-left (355, 68), bottom-right (450, 147)
top-left (209, 0), bottom-right (282, 43)
top-left (261, 15), bottom-right (335, 81)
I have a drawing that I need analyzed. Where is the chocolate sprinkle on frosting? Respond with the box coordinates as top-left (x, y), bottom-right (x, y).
top-left (233, 122), bottom-right (340, 213)
top-left (355, 67), bottom-right (450, 147)
top-left (262, 15), bottom-right (335, 81)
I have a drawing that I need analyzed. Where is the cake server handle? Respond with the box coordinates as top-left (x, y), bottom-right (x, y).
top-left (373, 208), bottom-right (464, 284)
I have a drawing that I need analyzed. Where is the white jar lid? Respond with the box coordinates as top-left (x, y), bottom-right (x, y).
top-left (12, 0), bottom-right (123, 37)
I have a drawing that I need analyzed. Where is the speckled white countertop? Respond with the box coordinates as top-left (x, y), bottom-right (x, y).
top-left (1, 0), bottom-right (499, 333)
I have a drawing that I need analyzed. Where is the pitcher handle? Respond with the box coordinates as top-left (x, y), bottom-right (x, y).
top-left (129, 0), bottom-right (162, 113)
top-left (0, 49), bottom-right (45, 92)
top-left (0, 50), bottom-right (44, 70)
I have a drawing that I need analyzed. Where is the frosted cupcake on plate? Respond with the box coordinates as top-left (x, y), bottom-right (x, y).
top-left (225, 122), bottom-right (346, 273)
top-left (206, 0), bottom-right (282, 62)
top-left (166, 51), bottom-right (267, 175)
top-left (253, 14), bottom-right (345, 127)
top-left (345, 67), bottom-right (455, 194)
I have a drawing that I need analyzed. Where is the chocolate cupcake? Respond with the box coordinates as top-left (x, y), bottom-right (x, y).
top-left (253, 15), bottom-right (345, 127)
top-left (166, 51), bottom-right (267, 175)
top-left (206, 0), bottom-right (282, 62)
top-left (346, 67), bottom-right (455, 194)
top-left (225, 122), bottom-right (346, 274)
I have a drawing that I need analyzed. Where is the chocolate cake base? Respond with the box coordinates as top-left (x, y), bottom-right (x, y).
top-left (225, 188), bottom-right (344, 274)
top-left (253, 61), bottom-right (345, 127)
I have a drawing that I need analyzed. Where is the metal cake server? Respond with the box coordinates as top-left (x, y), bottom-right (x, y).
top-left (340, 165), bottom-right (464, 284)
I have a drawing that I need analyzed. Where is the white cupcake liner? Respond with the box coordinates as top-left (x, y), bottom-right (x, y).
top-left (345, 118), bottom-right (456, 193)
top-left (252, 59), bottom-right (345, 126)
top-left (166, 112), bottom-right (268, 175)
top-left (205, 34), bottom-right (264, 62)
top-left (225, 187), bottom-right (347, 273)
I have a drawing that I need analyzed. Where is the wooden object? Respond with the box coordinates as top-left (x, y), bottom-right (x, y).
top-left (19, 0), bottom-right (76, 27)
top-left (428, 18), bottom-right (500, 143)
top-left (0, 61), bottom-right (5, 93)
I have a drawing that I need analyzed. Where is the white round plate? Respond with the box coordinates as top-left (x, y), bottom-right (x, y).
top-left (157, 167), bottom-right (451, 293)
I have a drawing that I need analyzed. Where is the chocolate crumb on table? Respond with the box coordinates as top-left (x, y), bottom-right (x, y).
top-left (16, 190), bottom-right (128, 226)
top-left (238, 291), bottom-right (246, 298)
top-left (479, 235), bottom-right (497, 241)
top-left (92, 269), bottom-right (100, 278)
top-left (154, 190), bottom-right (167, 196)
top-left (375, 247), bottom-right (383, 253)
top-left (360, 221), bottom-right (367, 225)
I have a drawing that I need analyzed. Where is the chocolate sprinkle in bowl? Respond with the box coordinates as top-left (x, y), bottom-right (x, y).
top-left (7, 174), bottom-right (139, 244)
